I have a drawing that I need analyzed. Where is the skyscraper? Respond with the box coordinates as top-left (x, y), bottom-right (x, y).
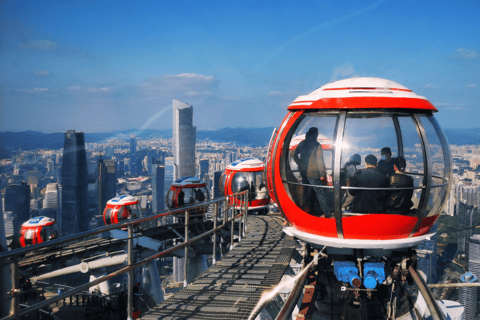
top-left (102, 159), bottom-right (117, 210)
top-left (130, 134), bottom-right (137, 174)
top-left (459, 272), bottom-right (477, 320)
top-left (61, 130), bottom-right (88, 236)
top-left (416, 223), bottom-right (438, 283)
top-left (4, 183), bottom-right (30, 236)
top-left (152, 163), bottom-right (165, 213)
top-left (172, 99), bottom-right (196, 180)
top-left (199, 159), bottom-right (209, 181)
top-left (457, 201), bottom-right (475, 254)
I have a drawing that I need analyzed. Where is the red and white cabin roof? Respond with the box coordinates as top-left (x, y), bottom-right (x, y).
top-left (172, 176), bottom-right (206, 187)
top-left (226, 158), bottom-right (265, 171)
top-left (22, 216), bottom-right (55, 227)
top-left (107, 195), bottom-right (139, 206)
top-left (288, 77), bottom-right (437, 112)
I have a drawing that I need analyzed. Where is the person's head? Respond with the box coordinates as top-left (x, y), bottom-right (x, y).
top-left (349, 154), bottom-right (361, 165)
top-left (381, 147), bottom-right (392, 161)
top-left (306, 127), bottom-right (319, 140)
top-left (365, 154), bottom-right (377, 168)
top-left (394, 156), bottom-right (407, 173)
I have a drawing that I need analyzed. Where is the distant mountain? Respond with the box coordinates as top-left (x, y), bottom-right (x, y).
top-left (0, 127), bottom-right (478, 153)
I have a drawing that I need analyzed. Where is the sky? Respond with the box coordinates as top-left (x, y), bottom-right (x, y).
top-left (0, 0), bottom-right (479, 133)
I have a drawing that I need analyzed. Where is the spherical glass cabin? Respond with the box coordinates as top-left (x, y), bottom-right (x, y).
top-left (20, 216), bottom-right (56, 247)
top-left (220, 158), bottom-right (269, 214)
top-left (165, 176), bottom-right (210, 213)
top-left (103, 195), bottom-right (142, 226)
top-left (267, 77), bottom-right (452, 249)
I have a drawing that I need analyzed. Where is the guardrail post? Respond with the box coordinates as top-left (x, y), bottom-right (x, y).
top-left (127, 221), bottom-right (134, 320)
top-left (244, 191), bottom-right (248, 237)
top-left (230, 196), bottom-right (235, 251)
top-left (213, 202), bottom-right (218, 265)
top-left (238, 197), bottom-right (242, 243)
top-left (10, 260), bottom-right (19, 319)
top-left (184, 210), bottom-right (189, 287)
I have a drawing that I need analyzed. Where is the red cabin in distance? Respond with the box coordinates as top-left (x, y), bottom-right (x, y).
top-left (103, 195), bottom-right (142, 226)
top-left (165, 176), bottom-right (210, 216)
top-left (19, 216), bottom-right (56, 247)
top-left (266, 77), bottom-right (452, 249)
top-left (220, 158), bottom-right (270, 214)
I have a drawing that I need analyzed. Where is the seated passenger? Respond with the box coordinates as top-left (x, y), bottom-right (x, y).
top-left (341, 154), bottom-right (361, 211)
top-left (385, 157), bottom-right (414, 214)
top-left (256, 182), bottom-right (268, 199)
top-left (350, 154), bottom-right (388, 213)
top-left (376, 147), bottom-right (396, 177)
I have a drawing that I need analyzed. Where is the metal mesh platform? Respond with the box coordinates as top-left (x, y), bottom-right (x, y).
top-left (141, 215), bottom-right (295, 320)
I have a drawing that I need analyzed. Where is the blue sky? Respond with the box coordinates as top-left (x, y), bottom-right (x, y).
top-left (1, 0), bottom-right (479, 133)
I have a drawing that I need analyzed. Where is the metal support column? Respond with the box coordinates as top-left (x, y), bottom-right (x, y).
top-left (10, 260), bottom-right (19, 320)
top-left (183, 210), bottom-right (189, 287)
top-left (127, 223), bottom-right (134, 320)
top-left (213, 202), bottom-right (218, 264)
top-left (230, 199), bottom-right (235, 250)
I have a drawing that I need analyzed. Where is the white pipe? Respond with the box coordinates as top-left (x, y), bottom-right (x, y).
top-left (32, 254), bottom-right (127, 281)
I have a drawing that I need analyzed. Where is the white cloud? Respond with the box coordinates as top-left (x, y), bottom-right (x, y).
top-left (68, 85), bottom-right (83, 90)
top-left (34, 70), bottom-right (51, 76)
top-left (9, 87), bottom-right (49, 93)
top-left (19, 40), bottom-right (57, 51)
top-left (332, 63), bottom-right (357, 81)
top-left (450, 48), bottom-right (478, 59)
top-left (466, 84), bottom-right (477, 88)
top-left (424, 83), bottom-right (438, 89)
top-left (434, 102), bottom-right (450, 106)
top-left (142, 73), bottom-right (217, 98)
top-left (85, 86), bottom-right (111, 93)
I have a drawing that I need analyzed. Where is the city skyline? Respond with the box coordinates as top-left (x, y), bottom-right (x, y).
top-left (1, 1), bottom-right (479, 133)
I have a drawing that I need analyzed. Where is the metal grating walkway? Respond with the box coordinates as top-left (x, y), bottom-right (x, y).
top-left (141, 215), bottom-right (295, 320)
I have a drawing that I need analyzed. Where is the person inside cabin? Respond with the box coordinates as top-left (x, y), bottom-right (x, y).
top-left (256, 181), bottom-right (267, 199)
top-left (385, 156), bottom-right (414, 214)
top-left (195, 188), bottom-right (205, 202)
top-left (177, 189), bottom-right (185, 207)
top-left (350, 154), bottom-right (388, 213)
top-left (293, 127), bottom-right (331, 217)
top-left (376, 147), bottom-right (396, 177)
top-left (341, 154), bottom-right (361, 211)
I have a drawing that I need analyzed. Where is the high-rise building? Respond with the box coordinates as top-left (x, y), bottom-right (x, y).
top-left (457, 201), bottom-right (475, 254)
top-left (172, 99), bottom-right (196, 180)
top-left (212, 171), bottom-right (222, 198)
top-left (102, 160), bottom-right (117, 211)
top-left (199, 159), bottom-right (209, 181)
top-left (152, 164), bottom-right (165, 214)
top-left (4, 183), bottom-right (30, 236)
top-left (43, 183), bottom-right (60, 222)
top-left (130, 134), bottom-right (137, 174)
top-left (61, 130), bottom-right (88, 236)
top-left (416, 223), bottom-right (438, 283)
top-left (459, 272), bottom-right (477, 320)
top-left (469, 235), bottom-right (480, 278)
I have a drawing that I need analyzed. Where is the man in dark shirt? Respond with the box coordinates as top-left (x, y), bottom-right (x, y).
top-left (350, 154), bottom-right (388, 213)
top-left (377, 147), bottom-right (396, 177)
top-left (293, 127), bottom-right (331, 217)
top-left (385, 156), bottom-right (414, 214)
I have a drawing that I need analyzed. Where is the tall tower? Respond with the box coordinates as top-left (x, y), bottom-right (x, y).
top-left (130, 134), bottom-right (137, 174)
top-left (199, 159), bottom-right (209, 181)
top-left (457, 201), bottom-right (474, 255)
top-left (416, 222), bottom-right (438, 283)
top-left (102, 159), bottom-right (117, 209)
top-left (459, 273), bottom-right (477, 320)
top-left (61, 130), bottom-right (88, 236)
top-left (172, 99), bottom-right (196, 180)
top-left (152, 163), bottom-right (165, 213)
top-left (4, 183), bottom-right (30, 236)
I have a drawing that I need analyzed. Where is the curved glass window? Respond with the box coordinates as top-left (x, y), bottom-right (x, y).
top-left (418, 115), bottom-right (451, 218)
top-left (282, 113), bottom-right (337, 216)
top-left (280, 111), bottom-right (451, 222)
top-left (219, 173), bottom-right (227, 196)
top-left (24, 229), bottom-right (34, 246)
